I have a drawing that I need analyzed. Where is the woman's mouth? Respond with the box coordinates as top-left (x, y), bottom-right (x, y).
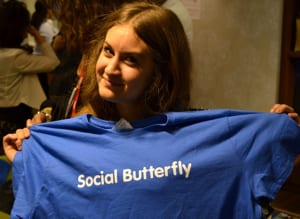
top-left (101, 76), bottom-right (124, 87)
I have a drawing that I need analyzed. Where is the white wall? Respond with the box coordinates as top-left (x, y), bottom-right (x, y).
top-left (23, 0), bottom-right (34, 13)
top-left (189, 0), bottom-right (283, 112)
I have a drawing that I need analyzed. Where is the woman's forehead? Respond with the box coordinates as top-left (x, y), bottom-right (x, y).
top-left (105, 24), bottom-right (150, 54)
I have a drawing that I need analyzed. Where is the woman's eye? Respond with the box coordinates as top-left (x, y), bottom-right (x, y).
top-left (103, 46), bottom-right (113, 56)
top-left (124, 56), bottom-right (138, 65)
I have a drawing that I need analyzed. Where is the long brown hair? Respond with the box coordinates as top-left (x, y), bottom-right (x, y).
top-left (80, 2), bottom-right (192, 120)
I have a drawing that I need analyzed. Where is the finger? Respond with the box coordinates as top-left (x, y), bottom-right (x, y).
top-left (15, 140), bottom-right (23, 151)
top-left (23, 128), bottom-right (30, 138)
top-left (280, 104), bottom-right (294, 113)
top-left (15, 127), bottom-right (30, 141)
top-left (270, 104), bottom-right (280, 113)
top-left (3, 134), bottom-right (18, 162)
top-left (15, 128), bottom-right (26, 139)
top-left (14, 128), bottom-right (30, 151)
top-left (26, 119), bottom-right (34, 127)
top-left (31, 113), bottom-right (44, 124)
top-left (270, 104), bottom-right (294, 113)
top-left (3, 134), bottom-right (17, 147)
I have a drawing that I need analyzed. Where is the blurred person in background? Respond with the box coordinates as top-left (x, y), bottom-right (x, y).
top-left (0, 0), bottom-right (60, 152)
top-left (31, 0), bottom-right (58, 54)
top-left (31, 0), bottom-right (59, 96)
top-left (0, 0), bottom-right (59, 214)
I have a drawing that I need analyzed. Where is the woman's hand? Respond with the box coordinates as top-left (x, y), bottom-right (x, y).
top-left (270, 104), bottom-right (300, 125)
top-left (3, 128), bottom-right (30, 162)
top-left (3, 108), bottom-right (52, 162)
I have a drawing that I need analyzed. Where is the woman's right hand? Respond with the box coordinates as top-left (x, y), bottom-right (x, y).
top-left (3, 109), bottom-right (52, 162)
top-left (3, 128), bottom-right (30, 162)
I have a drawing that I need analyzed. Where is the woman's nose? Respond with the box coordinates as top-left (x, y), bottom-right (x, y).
top-left (105, 57), bottom-right (121, 75)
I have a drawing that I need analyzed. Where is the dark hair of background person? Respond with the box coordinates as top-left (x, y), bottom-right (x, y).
top-left (0, 0), bottom-right (30, 48)
top-left (31, 0), bottom-right (49, 30)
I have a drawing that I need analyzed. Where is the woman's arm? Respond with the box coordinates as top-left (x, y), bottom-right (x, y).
top-left (27, 25), bottom-right (46, 45)
top-left (15, 26), bottom-right (60, 74)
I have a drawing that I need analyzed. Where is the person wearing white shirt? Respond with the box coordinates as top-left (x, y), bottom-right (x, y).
top-left (31, 0), bottom-right (59, 96)
top-left (0, 0), bottom-right (60, 154)
top-left (32, 0), bottom-right (59, 55)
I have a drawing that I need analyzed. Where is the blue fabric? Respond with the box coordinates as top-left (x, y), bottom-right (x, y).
top-left (0, 157), bottom-right (10, 185)
top-left (11, 109), bottom-right (300, 219)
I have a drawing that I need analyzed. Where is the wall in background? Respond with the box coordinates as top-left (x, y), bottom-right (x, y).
top-left (23, 0), bottom-right (283, 112)
top-left (189, 0), bottom-right (283, 111)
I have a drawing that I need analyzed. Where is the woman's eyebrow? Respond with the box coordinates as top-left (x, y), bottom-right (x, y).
top-left (104, 40), bottom-right (150, 57)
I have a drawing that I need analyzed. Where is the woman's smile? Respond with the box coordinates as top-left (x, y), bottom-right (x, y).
top-left (101, 75), bottom-right (124, 88)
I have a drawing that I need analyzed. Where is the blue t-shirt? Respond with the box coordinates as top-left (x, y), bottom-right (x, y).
top-left (11, 110), bottom-right (300, 219)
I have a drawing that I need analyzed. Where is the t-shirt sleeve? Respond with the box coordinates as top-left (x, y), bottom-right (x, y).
top-left (228, 112), bottom-right (300, 201)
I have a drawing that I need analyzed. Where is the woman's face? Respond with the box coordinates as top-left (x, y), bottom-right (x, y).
top-left (95, 24), bottom-right (154, 105)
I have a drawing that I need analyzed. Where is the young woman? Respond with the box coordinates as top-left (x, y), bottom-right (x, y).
top-left (3, 2), bottom-right (300, 218)
top-left (77, 1), bottom-right (191, 121)
top-left (33, 0), bottom-right (193, 122)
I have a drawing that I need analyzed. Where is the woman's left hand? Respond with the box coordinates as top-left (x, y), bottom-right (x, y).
top-left (270, 104), bottom-right (300, 125)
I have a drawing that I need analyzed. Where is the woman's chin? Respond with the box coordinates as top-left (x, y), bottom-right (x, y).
top-left (99, 90), bottom-right (118, 103)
